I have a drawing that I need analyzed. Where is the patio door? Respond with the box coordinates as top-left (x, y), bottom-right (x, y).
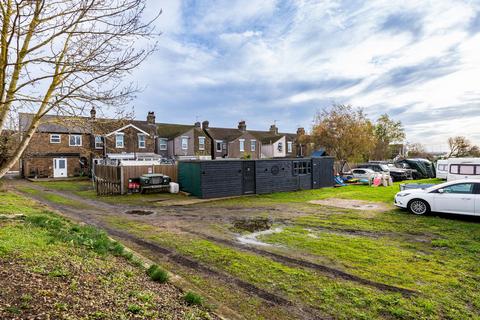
top-left (53, 158), bottom-right (67, 178)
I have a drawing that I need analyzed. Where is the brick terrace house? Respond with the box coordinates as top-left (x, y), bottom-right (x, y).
top-left (19, 109), bottom-right (158, 178)
top-left (157, 122), bottom-right (211, 160)
top-left (203, 121), bottom-right (261, 159)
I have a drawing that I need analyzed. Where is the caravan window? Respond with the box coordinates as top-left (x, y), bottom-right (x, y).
top-left (459, 165), bottom-right (475, 175)
top-left (450, 164), bottom-right (479, 175)
top-left (437, 164), bottom-right (448, 171)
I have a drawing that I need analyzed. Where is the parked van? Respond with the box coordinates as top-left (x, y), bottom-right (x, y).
top-left (447, 158), bottom-right (480, 181)
top-left (436, 159), bottom-right (448, 179)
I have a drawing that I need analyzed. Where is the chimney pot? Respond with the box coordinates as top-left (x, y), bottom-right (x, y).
top-left (202, 120), bottom-right (209, 129)
top-left (269, 124), bottom-right (278, 135)
top-left (90, 107), bottom-right (96, 120)
top-left (238, 120), bottom-right (247, 132)
top-left (297, 127), bottom-right (305, 136)
top-left (194, 121), bottom-right (201, 128)
top-left (147, 111), bottom-right (155, 124)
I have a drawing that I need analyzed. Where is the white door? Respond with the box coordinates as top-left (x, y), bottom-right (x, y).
top-left (433, 183), bottom-right (476, 215)
top-left (53, 158), bottom-right (67, 178)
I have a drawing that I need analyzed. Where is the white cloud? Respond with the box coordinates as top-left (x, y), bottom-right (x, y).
top-left (134, 0), bottom-right (480, 149)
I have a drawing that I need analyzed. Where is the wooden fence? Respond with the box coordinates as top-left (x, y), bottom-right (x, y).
top-left (94, 164), bottom-right (178, 195)
top-left (94, 165), bottom-right (122, 196)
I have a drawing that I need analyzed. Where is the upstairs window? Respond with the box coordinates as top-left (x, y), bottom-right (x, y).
top-left (287, 141), bottom-right (293, 153)
top-left (115, 133), bottom-right (124, 148)
top-left (251, 140), bottom-right (256, 152)
top-left (239, 139), bottom-right (245, 152)
top-left (181, 136), bottom-right (188, 150)
top-left (216, 140), bottom-right (223, 152)
top-left (277, 142), bottom-right (283, 152)
top-left (94, 136), bottom-right (103, 149)
top-left (159, 138), bottom-right (168, 151)
top-left (138, 134), bottom-right (146, 148)
top-left (69, 134), bottom-right (82, 146)
top-left (50, 134), bottom-right (61, 144)
top-left (199, 136), bottom-right (206, 150)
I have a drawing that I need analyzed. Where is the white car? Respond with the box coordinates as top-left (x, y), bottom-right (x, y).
top-left (394, 179), bottom-right (480, 216)
top-left (351, 168), bottom-right (379, 180)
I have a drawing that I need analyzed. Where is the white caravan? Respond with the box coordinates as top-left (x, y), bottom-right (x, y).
top-left (436, 159), bottom-right (448, 179)
top-left (447, 158), bottom-right (480, 181)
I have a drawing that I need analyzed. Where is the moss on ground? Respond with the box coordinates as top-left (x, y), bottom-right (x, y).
top-left (104, 215), bottom-right (480, 320)
top-left (0, 190), bottom-right (214, 319)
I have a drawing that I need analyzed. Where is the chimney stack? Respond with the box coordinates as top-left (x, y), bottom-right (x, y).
top-left (269, 124), bottom-right (278, 135)
top-left (202, 120), bottom-right (209, 129)
top-left (194, 121), bottom-right (201, 128)
top-left (297, 127), bottom-right (305, 136)
top-left (238, 120), bottom-right (247, 132)
top-left (147, 111), bottom-right (155, 124)
top-left (90, 106), bottom-right (96, 120)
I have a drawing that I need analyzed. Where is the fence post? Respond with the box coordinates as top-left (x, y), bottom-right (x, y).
top-left (120, 166), bottom-right (125, 195)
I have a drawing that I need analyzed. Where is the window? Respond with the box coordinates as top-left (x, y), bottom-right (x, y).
top-left (239, 139), bottom-right (245, 152)
top-left (159, 138), bottom-right (168, 151)
top-left (50, 134), bottom-right (61, 144)
top-left (181, 136), bottom-right (188, 150)
top-left (287, 141), bottom-right (293, 153)
top-left (138, 134), bottom-right (146, 148)
top-left (438, 164), bottom-right (448, 171)
top-left (94, 136), bottom-right (103, 149)
top-left (251, 140), bottom-right (256, 152)
top-left (199, 137), bottom-right (206, 150)
top-left (450, 164), bottom-right (479, 175)
top-left (69, 134), bottom-right (82, 146)
top-left (277, 142), bottom-right (283, 152)
top-left (293, 161), bottom-right (311, 175)
top-left (442, 183), bottom-right (474, 194)
top-left (115, 133), bottom-right (124, 148)
top-left (216, 140), bottom-right (223, 152)
top-left (459, 165), bottom-right (475, 175)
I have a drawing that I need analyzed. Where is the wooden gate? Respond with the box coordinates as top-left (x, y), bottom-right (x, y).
top-left (94, 165), bottom-right (122, 195)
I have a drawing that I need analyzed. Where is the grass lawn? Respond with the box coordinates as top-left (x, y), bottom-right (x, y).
top-left (209, 178), bottom-right (442, 206)
top-left (106, 207), bottom-right (480, 320)
top-left (0, 190), bottom-right (214, 319)
top-left (34, 180), bottom-right (187, 206)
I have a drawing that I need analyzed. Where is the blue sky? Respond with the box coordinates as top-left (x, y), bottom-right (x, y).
top-left (130, 0), bottom-right (480, 151)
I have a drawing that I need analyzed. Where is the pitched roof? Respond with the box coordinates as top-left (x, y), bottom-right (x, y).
top-left (249, 130), bottom-right (297, 144)
top-left (205, 127), bottom-right (245, 141)
top-left (18, 113), bottom-right (157, 135)
top-left (19, 113), bottom-right (92, 134)
top-left (157, 123), bottom-right (196, 139)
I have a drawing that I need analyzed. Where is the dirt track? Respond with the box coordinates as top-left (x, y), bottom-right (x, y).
top-left (12, 180), bottom-right (417, 320)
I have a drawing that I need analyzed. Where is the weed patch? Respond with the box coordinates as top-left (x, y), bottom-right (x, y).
top-left (147, 264), bottom-right (169, 283)
top-left (184, 291), bottom-right (203, 306)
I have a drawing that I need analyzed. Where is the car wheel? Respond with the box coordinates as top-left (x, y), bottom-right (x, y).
top-left (408, 199), bottom-right (430, 215)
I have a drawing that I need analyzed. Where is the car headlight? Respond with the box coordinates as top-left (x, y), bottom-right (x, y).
top-left (396, 193), bottom-right (410, 197)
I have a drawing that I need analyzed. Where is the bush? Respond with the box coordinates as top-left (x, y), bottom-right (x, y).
top-left (147, 264), bottom-right (169, 283)
top-left (184, 291), bottom-right (203, 306)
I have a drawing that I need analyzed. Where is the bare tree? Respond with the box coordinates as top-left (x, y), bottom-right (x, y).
top-left (0, 0), bottom-right (159, 178)
top-left (447, 136), bottom-right (480, 157)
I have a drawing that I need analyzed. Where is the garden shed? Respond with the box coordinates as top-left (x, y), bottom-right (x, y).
top-left (178, 157), bottom-right (334, 198)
